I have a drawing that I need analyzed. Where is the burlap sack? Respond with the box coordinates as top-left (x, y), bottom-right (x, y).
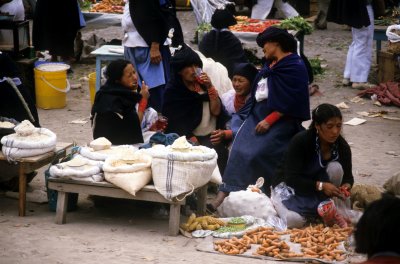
top-left (383, 171), bottom-right (400, 195)
top-left (145, 145), bottom-right (217, 201)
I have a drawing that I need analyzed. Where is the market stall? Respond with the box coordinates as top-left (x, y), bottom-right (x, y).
top-left (227, 16), bottom-right (313, 54)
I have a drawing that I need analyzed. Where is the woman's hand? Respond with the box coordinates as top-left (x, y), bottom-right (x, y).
top-left (255, 120), bottom-right (270, 134)
top-left (339, 184), bottom-right (351, 198)
top-left (140, 81), bottom-right (150, 100)
top-left (210, 129), bottom-right (225, 145)
top-left (150, 42), bottom-right (162, 64)
top-left (198, 72), bottom-right (212, 89)
top-left (322, 182), bottom-right (342, 198)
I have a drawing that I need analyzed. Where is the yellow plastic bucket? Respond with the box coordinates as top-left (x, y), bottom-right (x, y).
top-left (34, 63), bottom-right (70, 109)
top-left (88, 72), bottom-right (96, 105)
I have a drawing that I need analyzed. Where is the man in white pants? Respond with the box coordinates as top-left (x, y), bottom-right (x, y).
top-left (251, 0), bottom-right (298, 19)
top-left (343, 4), bottom-right (374, 89)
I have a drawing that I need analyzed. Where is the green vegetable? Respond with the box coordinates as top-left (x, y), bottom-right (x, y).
top-left (194, 22), bottom-right (212, 43)
top-left (228, 217), bottom-right (246, 224)
top-left (79, 0), bottom-right (92, 11)
top-left (309, 57), bottom-right (324, 76)
top-left (215, 225), bottom-right (246, 233)
top-left (278, 16), bottom-right (313, 35)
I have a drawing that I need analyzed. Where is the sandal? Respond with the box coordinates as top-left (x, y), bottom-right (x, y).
top-left (206, 203), bottom-right (217, 215)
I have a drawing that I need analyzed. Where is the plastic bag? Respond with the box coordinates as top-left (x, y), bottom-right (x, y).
top-left (217, 178), bottom-right (278, 220)
top-left (386, 25), bottom-right (400, 43)
top-left (333, 197), bottom-right (362, 225)
top-left (270, 182), bottom-right (306, 229)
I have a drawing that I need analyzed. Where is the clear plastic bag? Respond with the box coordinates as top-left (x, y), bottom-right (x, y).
top-left (333, 197), bottom-right (362, 225)
top-left (271, 182), bottom-right (306, 230)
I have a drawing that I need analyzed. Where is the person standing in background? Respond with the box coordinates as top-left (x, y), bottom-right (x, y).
top-left (314, 0), bottom-right (330, 30)
top-left (251, 0), bottom-right (298, 20)
top-left (199, 8), bottom-right (248, 78)
top-left (328, 0), bottom-right (375, 89)
top-left (33, 0), bottom-right (85, 64)
top-left (122, 0), bottom-right (173, 112)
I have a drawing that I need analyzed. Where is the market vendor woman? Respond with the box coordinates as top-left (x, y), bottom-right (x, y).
top-left (91, 59), bottom-right (149, 145)
top-left (277, 104), bottom-right (354, 226)
top-left (209, 27), bottom-right (310, 211)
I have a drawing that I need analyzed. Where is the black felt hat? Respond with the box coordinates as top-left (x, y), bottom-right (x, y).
top-left (232, 63), bottom-right (259, 84)
top-left (211, 9), bottom-right (237, 30)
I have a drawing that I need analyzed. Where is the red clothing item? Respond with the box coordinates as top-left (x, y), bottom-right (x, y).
top-left (233, 94), bottom-right (247, 112)
top-left (358, 256), bottom-right (400, 264)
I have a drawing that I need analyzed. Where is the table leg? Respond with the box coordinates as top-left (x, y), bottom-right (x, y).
top-left (18, 164), bottom-right (26, 216)
top-left (95, 58), bottom-right (101, 92)
top-left (377, 40), bottom-right (381, 64)
top-left (196, 184), bottom-right (207, 216)
top-left (168, 203), bottom-right (181, 236)
top-left (55, 191), bottom-right (68, 224)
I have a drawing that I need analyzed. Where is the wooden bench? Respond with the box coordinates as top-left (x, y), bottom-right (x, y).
top-left (47, 177), bottom-right (207, 236)
top-left (0, 142), bottom-right (72, 216)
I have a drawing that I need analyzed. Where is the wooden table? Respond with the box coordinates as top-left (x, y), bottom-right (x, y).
top-left (90, 45), bottom-right (124, 92)
top-left (47, 177), bottom-right (207, 236)
top-left (0, 142), bottom-right (72, 216)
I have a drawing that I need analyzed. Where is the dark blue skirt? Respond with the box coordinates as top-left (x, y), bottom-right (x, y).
top-left (219, 101), bottom-right (303, 193)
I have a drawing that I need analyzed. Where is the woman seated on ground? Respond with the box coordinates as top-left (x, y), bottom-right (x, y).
top-left (210, 62), bottom-right (258, 145)
top-left (162, 45), bottom-right (229, 173)
top-left (276, 103), bottom-right (354, 227)
top-left (208, 27), bottom-right (310, 212)
top-left (354, 196), bottom-right (400, 264)
top-left (199, 8), bottom-right (248, 78)
top-left (91, 59), bottom-right (149, 145)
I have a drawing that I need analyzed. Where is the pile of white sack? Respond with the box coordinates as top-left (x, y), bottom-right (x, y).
top-left (49, 137), bottom-right (138, 183)
top-left (1, 120), bottom-right (57, 161)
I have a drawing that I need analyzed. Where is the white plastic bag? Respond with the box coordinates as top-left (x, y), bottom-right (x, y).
top-left (386, 24), bottom-right (400, 43)
top-left (218, 178), bottom-right (278, 221)
top-left (271, 182), bottom-right (306, 229)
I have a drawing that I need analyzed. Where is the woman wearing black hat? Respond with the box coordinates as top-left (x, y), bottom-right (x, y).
top-left (199, 8), bottom-right (248, 78)
top-left (211, 62), bottom-right (258, 145)
top-left (162, 45), bottom-right (229, 173)
top-left (209, 27), bottom-right (310, 212)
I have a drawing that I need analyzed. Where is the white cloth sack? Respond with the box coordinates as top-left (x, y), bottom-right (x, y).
top-left (2, 145), bottom-right (55, 160)
top-left (1, 128), bottom-right (56, 149)
top-left (196, 50), bottom-right (233, 95)
top-left (255, 78), bottom-right (269, 102)
top-left (103, 152), bottom-right (152, 196)
top-left (218, 190), bottom-right (278, 220)
top-left (79, 145), bottom-right (137, 161)
top-left (49, 158), bottom-right (102, 179)
top-left (144, 145), bottom-right (217, 200)
top-left (210, 166), bottom-right (222, 185)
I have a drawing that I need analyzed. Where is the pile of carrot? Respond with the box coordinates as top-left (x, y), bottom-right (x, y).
top-left (213, 224), bottom-right (353, 261)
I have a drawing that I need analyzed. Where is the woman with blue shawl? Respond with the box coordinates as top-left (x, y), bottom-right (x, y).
top-left (208, 27), bottom-right (311, 212)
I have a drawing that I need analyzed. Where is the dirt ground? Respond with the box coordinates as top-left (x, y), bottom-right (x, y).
top-left (1, 10), bottom-right (400, 264)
